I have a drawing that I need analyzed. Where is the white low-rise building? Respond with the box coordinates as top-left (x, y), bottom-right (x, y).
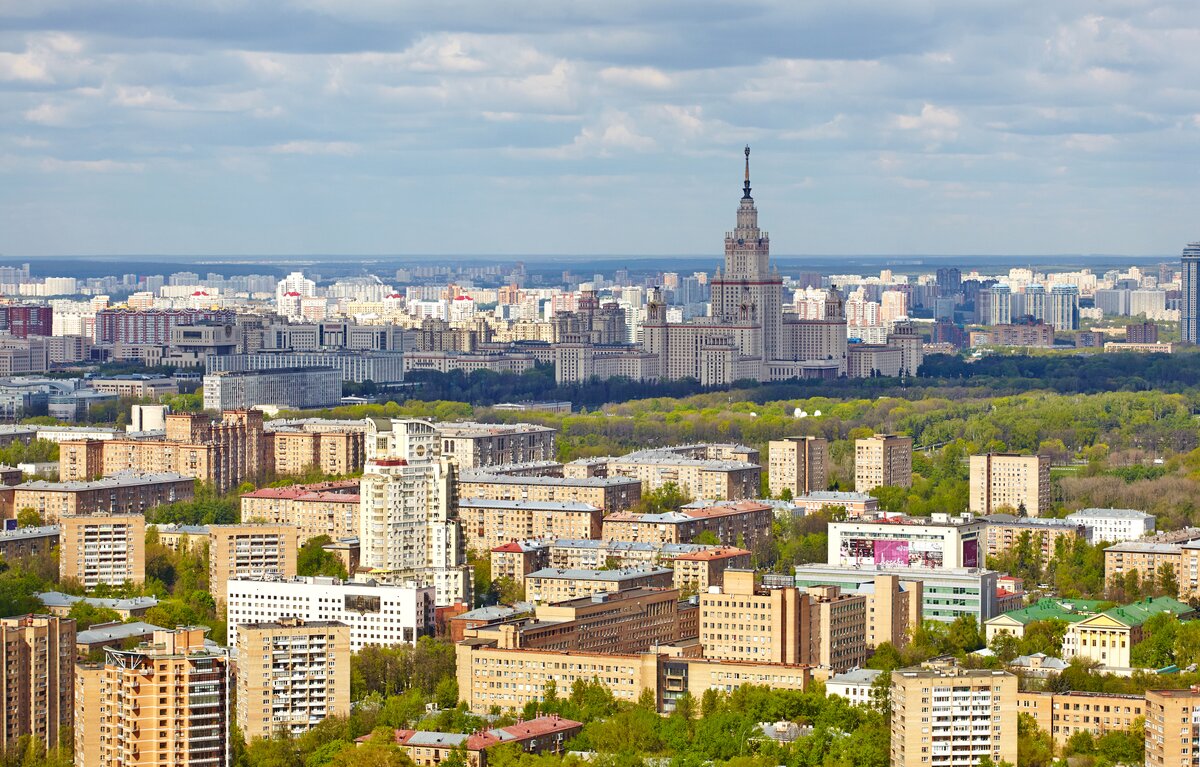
top-left (825, 668), bottom-right (883, 707)
top-left (225, 575), bottom-right (435, 652)
top-left (1066, 508), bottom-right (1155, 543)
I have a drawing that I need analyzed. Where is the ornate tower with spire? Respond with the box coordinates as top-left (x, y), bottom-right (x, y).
top-left (710, 146), bottom-right (783, 361)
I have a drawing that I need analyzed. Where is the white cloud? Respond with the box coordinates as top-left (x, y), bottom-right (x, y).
top-left (268, 140), bottom-right (360, 156)
top-left (23, 102), bottom-right (71, 126)
top-left (598, 66), bottom-right (671, 89)
top-left (40, 157), bottom-right (145, 172)
top-left (1063, 133), bottom-right (1117, 152)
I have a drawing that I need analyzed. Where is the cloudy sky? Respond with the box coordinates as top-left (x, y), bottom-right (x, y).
top-left (1, 1), bottom-right (1197, 258)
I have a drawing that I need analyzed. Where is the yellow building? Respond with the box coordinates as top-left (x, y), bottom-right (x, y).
top-left (700, 569), bottom-right (807, 665)
top-left (239, 481), bottom-right (361, 544)
top-left (1062, 597), bottom-right (1194, 670)
top-left (768, 436), bottom-right (828, 497)
top-left (208, 524), bottom-right (300, 607)
top-left (457, 472), bottom-right (641, 513)
top-left (600, 501), bottom-right (774, 548)
top-left (1146, 687), bottom-right (1200, 767)
top-left (0, 614), bottom-right (74, 752)
top-left (854, 434), bottom-right (912, 492)
top-left (59, 513), bottom-right (145, 588)
top-left (458, 498), bottom-right (602, 555)
top-left (74, 627), bottom-right (230, 767)
top-left (1016, 690), bottom-right (1144, 746)
top-left (524, 567), bottom-right (674, 604)
top-left (9, 472), bottom-right (194, 523)
top-left (236, 618), bottom-right (351, 742)
top-left (270, 430), bottom-right (365, 477)
top-left (969, 453), bottom-right (1052, 516)
top-left (890, 664), bottom-right (1018, 767)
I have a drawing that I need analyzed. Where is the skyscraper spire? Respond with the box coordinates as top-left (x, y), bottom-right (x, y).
top-left (743, 145), bottom-right (752, 199)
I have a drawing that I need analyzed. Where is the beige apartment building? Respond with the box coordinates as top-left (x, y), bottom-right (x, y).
top-left (803, 584), bottom-right (868, 675)
top-left (59, 513), bottom-right (146, 588)
top-left (6, 472), bottom-right (194, 523)
top-left (601, 501), bottom-right (774, 548)
top-left (236, 618), bottom-right (351, 742)
top-left (240, 481), bottom-right (361, 543)
top-left (458, 498), bottom-right (602, 555)
top-left (854, 434), bottom-right (912, 492)
top-left (271, 429), bottom-right (365, 477)
top-left (0, 525), bottom-right (58, 561)
top-left (0, 614), bottom-right (75, 752)
top-left (524, 568), bottom-right (674, 604)
top-left (434, 422), bottom-right (557, 468)
top-left (490, 540), bottom-right (551, 588)
top-left (862, 574), bottom-right (923, 649)
top-left (1103, 537), bottom-right (1195, 590)
top-left (969, 453), bottom-right (1052, 516)
top-left (74, 627), bottom-right (230, 767)
top-left (584, 445), bottom-right (761, 502)
top-left (457, 471), bottom-right (641, 512)
top-left (670, 547), bottom-right (752, 593)
top-left (59, 410), bottom-right (269, 491)
top-left (89, 375), bottom-right (178, 398)
top-left (1146, 687), bottom-right (1200, 767)
top-left (982, 514), bottom-right (1089, 559)
top-left (209, 524), bottom-right (300, 607)
top-left (768, 436), bottom-right (828, 498)
top-left (890, 664), bottom-right (1018, 767)
top-left (1017, 690), bottom-right (1144, 746)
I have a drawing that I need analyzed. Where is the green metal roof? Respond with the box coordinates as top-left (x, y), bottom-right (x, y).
top-left (993, 597), bottom-right (1106, 625)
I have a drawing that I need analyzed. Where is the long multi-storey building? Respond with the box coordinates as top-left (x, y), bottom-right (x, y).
top-left (0, 614), bottom-right (74, 753)
top-left (969, 453), bottom-right (1052, 516)
top-left (0, 525), bottom-right (59, 561)
top-left (236, 618), bottom-right (350, 742)
top-left (828, 513), bottom-right (985, 571)
top-left (768, 436), bottom-right (828, 498)
top-left (890, 664), bottom-right (1018, 767)
top-left (794, 563), bottom-right (998, 625)
top-left (1183, 241), bottom-right (1200, 344)
top-left (5, 471), bottom-right (193, 523)
top-left (854, 434), bottom-right (912, 492)
top-left (358, 418), bottom-right (471, 605)
top-left (981, 514), bottom-right (1088, 559)
top-left (59, 410), bottom-right (270, 491)
top-left (207, 350), bottom-right (405, 384)
top-left (94, 307), bottom-right (237, 345)
top-left (457, 469), bottom-right (641, 512)
top-left (225, 576), bottom-right (435, 652)
top-left (1062, 597), bottom-right (1194, 669)
top-left (202, 367), bottom-right (342, 411)
top-left (1017, 690), bottom-right (1144, 746)
top-left (1066, 508), bottom-right (1155, 543)
top-left (433, 422), bottom-right (556, 469)
top-left (74, 627), bottom-right (231, 767)
top-left (240, 481), bottom-right (360, 543)
top-left (459, 498), bottom-right (602, 554)
top-left (269, 428), bottom-right (365, 477)
top-left (524, 568), bottom-right (674, 604)
top-left (600, 501), bottom-right (773, 548)
top-left (1146, 687), bottom-right (1200, 767)
top-left (59, 513), bottom-right (145, 588)
top-left (570, 444), bottom-right (761, 501)
top-left (208, 524), bottom-right (300, 607)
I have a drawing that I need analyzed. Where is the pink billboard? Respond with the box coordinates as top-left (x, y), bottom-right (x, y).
top-left (874, 539), bottom-right (909, 566)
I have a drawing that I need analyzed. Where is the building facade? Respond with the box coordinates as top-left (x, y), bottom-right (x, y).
top-left (240, 481), bottom-right (361, 544)
top-left (1146, 687), bottom-right (1200, 767)
top-left (202, 367), bottom-right (342, 411)
top-left (890, 664), bottom-right (1018, 767)
top-left (969, 453), bottom-right (1052, 516)
top-left (208, 524), bottom-right (300, 607)
top-left (0, 614), bottom-right (74, 753)
top-left (9, 472), bottom-right (193, 523)
top-left (459, 499), bottom-right (602, 554)
top-left (59, 513), bottom-right (145, 588)
top-left (854, 434), bottom-right (912, 492)
top-left (768, 436), bottom-right (828, 498)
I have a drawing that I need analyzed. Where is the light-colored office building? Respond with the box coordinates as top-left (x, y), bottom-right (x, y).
top-left (225, 575), bottom-right (435, 652)
top-left (0, 614), bottom-right (74, 753)
top-left (828, 513), bottom-right (985, 571)
top-left (59, 513), bottom-right (145, 588)
top-left (854, 434), bottom-right (912, 492)
top-left (208, 524), bottom-right (300, 607)
top-left (794, 563), bottom-right (999, 625)
top-left (74, 627), bottom-right (230, 767)
top-left (969, 453), bottom-right (1052, 516)
top-left (202, 367), bottom-right (342, 411)
top-left (890, 664), bottom-right (1018, 767)
top-left (768, 436), bottom-right (828, 498)
top-left (236, 618), bottom-right (350, 742)
top-left (358, 419), bottom-right (471, 606)
top-left (825, 668), bottom-right (884, 708)
top-left (1066, 508), bottom-right (1155, 543)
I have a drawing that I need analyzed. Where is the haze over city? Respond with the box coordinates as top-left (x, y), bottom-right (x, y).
top-left (2, 0), bottom-right (1198, 257)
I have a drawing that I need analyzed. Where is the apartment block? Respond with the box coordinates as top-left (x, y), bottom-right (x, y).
top-left (803, 584), bottom-right (868, 675)
top-left (489, 540), bottom-right (551, 588)
top-left (59, 410), bottom-right (269, 491)
top-left (828, 513), bottom-right (985, 570)
top-left (768, 436), bottom-right (828, 497)
top-left (240, 481), bottom-right (360, 544)
top-left (669, 547), bottom-right (752, 593)
top-left (524, 568), bottom-right (674, 604)
top-left (1016, 690), bottom-right (1144, 746)
top-left (1102, 531), bottom-right (1200, 590)
top-left (0, 614), bottom-right (74, 752)
top-left (59, 513), bottom-right (145, 588)
top-left (208, 525), bottom-right (300, 606)
top-left (890, 664), bottom-right (1018, 767)
top-left (699, 569), bottom-right (806, 665)
top-left (982, 514), bottom-right (1088, 559)
top-left (74, 627), bottom-right (230, 767)
top-left (601, 501), bottom-right (773, 548)
top-left (236, 618), bottom-right (350, 742)
top-left (1146, 687), bottom-right (1200, 767)
top-left (225, 576), bottom-right (435, 652)
top-left (7, 472), bottom-right (193, 523)
top-left (459, 498), bottom-right (602, 555)
top-left (457, 470), bottom-right (641, 513)
top-left (0, 525), bottom-right (58, 561)
top-left (270, 429), bottom-right (365, 477)
top-left (854, 434), bottom-right (912, 492)
top-left (969, 453), bottom-right (1052, 516)
top-left (790, 490), bottom-right (879, 518)
top-left (202, 367), bottom-right (342, 411)
top-left (574, 444), bottom-right (761, 501)
top-left (464, 587), bottom-right (696, 655)
top-left (433, 422), bottom-right (556, 469)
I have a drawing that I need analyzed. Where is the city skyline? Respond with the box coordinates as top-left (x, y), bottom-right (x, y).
top-left (2, 1), bottom-right (1198, 258)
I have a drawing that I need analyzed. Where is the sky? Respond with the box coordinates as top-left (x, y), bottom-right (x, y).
top-left (0, 0), bottom-right (1198, 258)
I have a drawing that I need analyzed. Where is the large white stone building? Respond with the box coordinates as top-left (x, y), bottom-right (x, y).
top-left (1065, 508), bottom-right (1156, 543)
top-left (225, 575), bottom-right (435, 651)
top-left (358, 418), bottom-right (472, 606)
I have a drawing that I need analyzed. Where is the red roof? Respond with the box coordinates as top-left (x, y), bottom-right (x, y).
top-left (671, 547), bottom-right (751, 561)
top-left (362, 715), bottom-right (582, 751)
top-left (242, 480), bottom-right (360, 500)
